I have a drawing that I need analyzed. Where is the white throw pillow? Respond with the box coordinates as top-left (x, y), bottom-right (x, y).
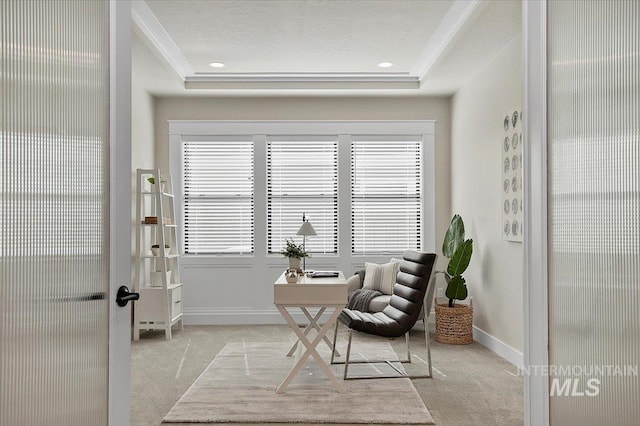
top-left (362, 259), bottom-right (401, 295)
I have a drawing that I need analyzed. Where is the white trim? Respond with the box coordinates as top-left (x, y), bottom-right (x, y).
top-left (168, 120), bottom-right (436, 136)
top-left (337, 134), bottom-right (352, 275)
top-left (523, 1), bottom-right (549, 425)
top-left (184, 74), bottom-right (419, 90)
top-left (253, 136), bottom-right (269, 307)
top-left (169, 134), bottom-right (183, 260)
top-left (131, 0), bottom-right (193, 79)
top-left (422, 134), bottom-right (436, 252)
top-left (108, 1), bottom-right (132, 425)
top-left (188, 73), bottom-right (413, 80)
top-left (412, 0), bottom-right (486, 79)
top-left (473, 326), bottom-right (524, 369)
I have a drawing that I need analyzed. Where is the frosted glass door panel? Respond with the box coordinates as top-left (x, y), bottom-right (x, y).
top-left (548, 1), bottom-right (639, 424)
top-left (0, 1), bottom-right (110, 424)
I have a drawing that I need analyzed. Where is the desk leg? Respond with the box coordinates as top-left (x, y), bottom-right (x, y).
top-left (276, 305), bottom-right (346, 394)
top-left (286, 307), bottom-right (326, 357)
top-left (300, 307), bottom-right (341, 357)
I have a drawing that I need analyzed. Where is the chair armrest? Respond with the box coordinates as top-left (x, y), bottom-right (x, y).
top-left (347, 272), bottom-right (363, 294)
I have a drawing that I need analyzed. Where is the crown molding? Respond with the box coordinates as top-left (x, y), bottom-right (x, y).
top-left (131, 0), bottom-right (193, 79)
top-left (184, 73), bottom-right (419, 90)
top-left (412, 0), bottom-right (486, 80)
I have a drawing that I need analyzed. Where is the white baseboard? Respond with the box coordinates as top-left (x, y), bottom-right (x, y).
top-left (473, 326), bottom-right (523, 368)
top-left (183, 308), bottom-right (335, 325)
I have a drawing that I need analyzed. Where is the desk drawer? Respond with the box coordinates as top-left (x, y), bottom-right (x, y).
top-left (171, 285), bottom-right (182, 319)
top-left (274, 284), bottom-right (347, 305)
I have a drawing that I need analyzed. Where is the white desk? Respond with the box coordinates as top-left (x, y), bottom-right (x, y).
top-left (273, 271), bottom-right (347, 393)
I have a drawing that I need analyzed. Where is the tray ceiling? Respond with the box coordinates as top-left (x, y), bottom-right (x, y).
top-left (133, 0), bottom-right (521, 94)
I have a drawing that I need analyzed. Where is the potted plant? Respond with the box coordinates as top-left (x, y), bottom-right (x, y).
top-left (280, 238), bottom-right (309, 272)
top-left (151, 243), bottom-right (170, 256)
top-left (435, 214), bottom-right (474, 344)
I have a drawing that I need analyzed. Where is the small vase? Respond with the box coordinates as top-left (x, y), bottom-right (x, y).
top-left (151, 247), bottom-right (170, 256)
top-left (288, 257), bottom-right (301, 271)
top-left (285, 269), bottom-right (298, 284)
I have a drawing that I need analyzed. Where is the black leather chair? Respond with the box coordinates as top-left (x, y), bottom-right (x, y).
top-left (331, 250), bottom-right (437, 379)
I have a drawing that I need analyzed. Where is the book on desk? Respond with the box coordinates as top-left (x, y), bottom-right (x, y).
top-left (307, 271), bottom-right (340, 278)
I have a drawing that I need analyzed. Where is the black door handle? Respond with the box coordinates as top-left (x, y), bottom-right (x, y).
top-left (116, 286), bottom-right (140, 307)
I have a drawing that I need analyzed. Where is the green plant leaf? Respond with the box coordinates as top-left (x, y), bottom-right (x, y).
top-left (442, 214), bottom-right (465, 257)
top-left (445, 275), bottom-right (468, 301)
top-left (447, 239), bottom-right (473, 276)
top-left (147, 177), bottom-right (155, 185)
top-left (281, 238), bottom-right (309, 259)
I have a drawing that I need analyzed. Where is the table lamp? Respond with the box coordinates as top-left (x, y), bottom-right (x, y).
top-left (296, 213), bottom-right (316, 271)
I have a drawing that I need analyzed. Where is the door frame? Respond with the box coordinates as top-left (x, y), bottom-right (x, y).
top-left (108, 1), bottom-right (132, 425)
top-left (522, 1), bottom-right (549, 425)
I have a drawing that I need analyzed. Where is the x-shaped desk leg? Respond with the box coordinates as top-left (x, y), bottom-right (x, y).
top-left (276, 305), bottom-right (346, 394)
top-left (286, 307), bottom-right (340, 357)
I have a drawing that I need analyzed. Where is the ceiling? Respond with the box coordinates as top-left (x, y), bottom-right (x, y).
top-left (132, 0), bottom-right (521, 96)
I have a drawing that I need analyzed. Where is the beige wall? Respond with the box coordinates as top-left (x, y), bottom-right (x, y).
top-left (132, 88), bottom-right (155, 169)
top-left (131, 82), bottom-right (155, 277)
top-left (450, 36), bottom-right (523, 352)
top-left (154, 96), bottom-right (452, 260)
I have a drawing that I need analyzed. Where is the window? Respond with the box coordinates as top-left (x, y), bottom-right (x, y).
top-left (173, 121), bottom-right (434, 259)
top-left (183, 140), bottom-right (254, 254)
top-left (267, 138), bottom-right (338, 254)
top-left (351, 138), bottom-right (423, 254)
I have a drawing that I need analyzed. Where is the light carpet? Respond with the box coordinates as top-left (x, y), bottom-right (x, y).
top-left (162, 340), bottom-right (434, 424)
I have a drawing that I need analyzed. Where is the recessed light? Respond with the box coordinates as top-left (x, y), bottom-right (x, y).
top-left (377, 62), bottom-right (393, 68)
top-left (208, 62), bottom-right (225, 68)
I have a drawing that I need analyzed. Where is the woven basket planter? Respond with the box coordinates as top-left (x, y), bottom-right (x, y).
top-left (435, 303), bottom-right (473, 345)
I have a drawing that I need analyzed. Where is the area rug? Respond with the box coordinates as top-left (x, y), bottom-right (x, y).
top-left (162, 340), bottom-right (434, 424)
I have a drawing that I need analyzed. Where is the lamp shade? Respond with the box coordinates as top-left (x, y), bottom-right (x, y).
top-left (296, 221), bottom-right (317, 237)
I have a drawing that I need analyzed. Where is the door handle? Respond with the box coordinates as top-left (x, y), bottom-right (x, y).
top-left (53, 292), bottom-right (106, 302)
top-left (116, 286), bottom-right (140, 307)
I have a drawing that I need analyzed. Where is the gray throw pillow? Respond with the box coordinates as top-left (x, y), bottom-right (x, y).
top-left (362, 259), bottom-right (401, 295)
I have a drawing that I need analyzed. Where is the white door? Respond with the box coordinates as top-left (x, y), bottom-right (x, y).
top-left (525, 1), bottom-right (640, 425)
top-left (0, 1), bottom-right (132, 425)
top-left (109, 1), bottom-right (133, 425)
top-left (546, 1), bottom-right (640, 424)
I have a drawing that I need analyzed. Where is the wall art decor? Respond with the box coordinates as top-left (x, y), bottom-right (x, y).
top-left (501, 107), bottom-right (523, 242)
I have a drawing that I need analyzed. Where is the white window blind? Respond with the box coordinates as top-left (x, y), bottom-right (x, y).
top-left (267, 138), bottom-right (338, 254)
top-left (351, 138), bottom-right (423, 254)
top-left (183, 141), bottom-right (254, 254)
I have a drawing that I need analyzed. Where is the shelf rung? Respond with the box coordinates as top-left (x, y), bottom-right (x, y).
top-left (141, 283), bottom-right (182, 289)
top-left (138, 191), bottom-right (174, 198)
